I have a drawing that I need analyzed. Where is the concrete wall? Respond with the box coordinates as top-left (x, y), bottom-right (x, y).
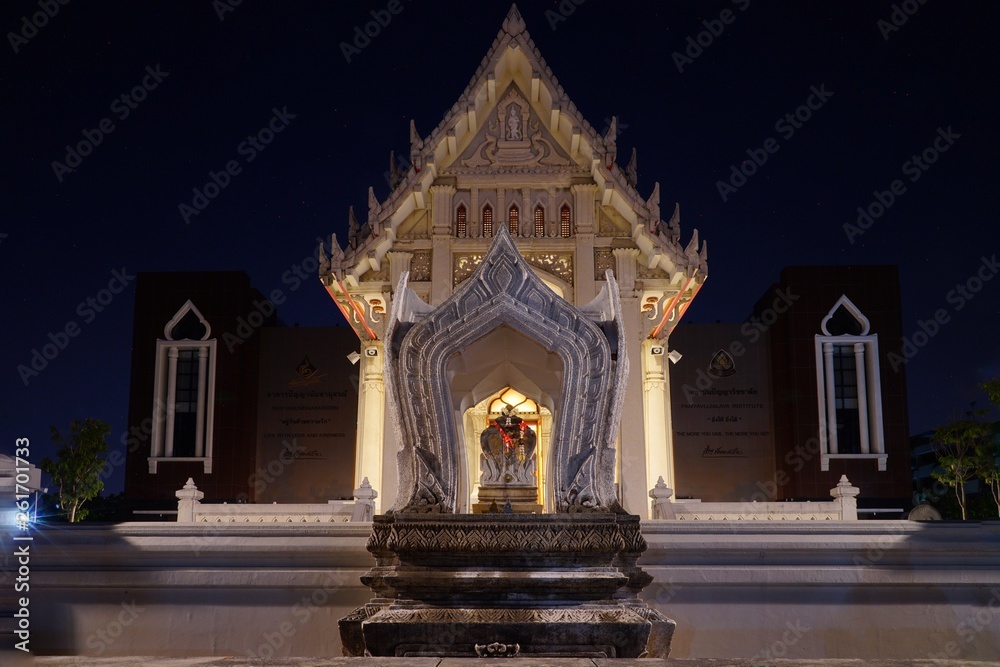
top-left (10, 521), bottom-right (999, 661)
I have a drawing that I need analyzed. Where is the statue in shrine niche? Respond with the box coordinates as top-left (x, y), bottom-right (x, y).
top-left (481, 404), bottom-right (536, 485)
top-left (506, 106), bottom-right (522, 141)
top-left (476, 404), bottom-right (540, 512)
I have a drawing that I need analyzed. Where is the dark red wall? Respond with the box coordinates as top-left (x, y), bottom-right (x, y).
top-left (758, 266), bottom-right (911, 503)
top-left (124, 272), bottom-right (274, 506)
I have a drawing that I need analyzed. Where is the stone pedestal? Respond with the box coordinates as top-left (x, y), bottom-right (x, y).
top-left (339, 513), bottom-right (674, 658)
top-left (472, 484), bottom-right (542, 514)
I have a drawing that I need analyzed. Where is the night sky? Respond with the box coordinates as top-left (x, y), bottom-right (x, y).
top-left (3, 1), bottom-right (998, 494)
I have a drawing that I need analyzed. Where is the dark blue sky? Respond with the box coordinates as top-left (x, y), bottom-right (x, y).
top-left (2, 1), bottom-right (998, 494)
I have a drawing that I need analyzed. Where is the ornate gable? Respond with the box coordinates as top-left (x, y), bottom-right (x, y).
top-left (446, 84), bottom-right (580, 175)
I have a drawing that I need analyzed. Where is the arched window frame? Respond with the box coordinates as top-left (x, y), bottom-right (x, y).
top-left (150, 300), bottom-right (216, 474)
top-left (508, 204), bottom-right (519, 236)
top-left (456, 204), bottom-right (467, 238)
top-left (482, 204), bottom-right (494, 237)
top-left (814, 295), bottom-right (886, 472)
top-left (534, 204), bottom-right (545, 237)
top-left (560, 203), bottom-right (572, 238)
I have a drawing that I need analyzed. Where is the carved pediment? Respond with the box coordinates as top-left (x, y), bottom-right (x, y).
top-left (446, 84), bottom-right (581, 175)
top-left (454, 251), bottom-right (574, 287)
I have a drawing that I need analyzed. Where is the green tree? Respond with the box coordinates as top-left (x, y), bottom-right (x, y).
top-left (40, 418), bottom-right (110, 523)
top-left (976, 378), bottom-right (1000, 517)
top-left (931, 414), bottom-right (988, 520)
top-left (977, 437), bottom-right (1000, 518)
top-left (982, 378), bottom-right (1000, 406)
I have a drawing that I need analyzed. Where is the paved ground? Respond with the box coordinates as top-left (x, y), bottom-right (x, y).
top-left (21, 658), bottom-right (1000, 666)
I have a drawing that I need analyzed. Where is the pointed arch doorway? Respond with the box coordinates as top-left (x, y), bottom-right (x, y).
top-left (446, 324), bottom-right (561, 513)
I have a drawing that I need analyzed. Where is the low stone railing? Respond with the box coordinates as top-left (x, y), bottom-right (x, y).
top-left (649, 474), bottom-right (860, 521)
top-left (174, 477), bottom-right (378, 523)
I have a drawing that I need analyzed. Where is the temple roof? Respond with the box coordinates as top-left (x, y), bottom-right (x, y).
top-left (322, 4), bottom-right (707, 340)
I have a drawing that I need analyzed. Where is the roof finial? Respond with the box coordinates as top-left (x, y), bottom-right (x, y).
top-left (646, 182), bottom-right (660, 227)
top-left (318, 238), bottom-right (330, 277)
top-left (389, 150), bottom-right (402, 189)
top-left (603, 116), bottom-right (617, 168)
top-left (503, 4), bottom-right (525, 35)
top-left (348, 206), bottom-right (359, 249)
top-left (367, 187), bottom-right (382, 238)
top-left (685, 228), bottom-right (700, 257)
top-left (329, 233), bottom-right (345, 266)
top-left (668, 202), bottom-right (681, 244)
top-left (409, 119), bottom-right (424, 172)
top-left (626, 148), bottom-right (638, 188)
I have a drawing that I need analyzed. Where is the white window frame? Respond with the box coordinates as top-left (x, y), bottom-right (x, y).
top-left (814, 296), bottom-right (887, 471)
top-left (148, 300), bottom-right (217, 474)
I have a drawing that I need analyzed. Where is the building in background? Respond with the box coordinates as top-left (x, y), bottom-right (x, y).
top-left (670, 266), bottom-right (911, 510)
top-left (123, 271), bottom-right (358, 512)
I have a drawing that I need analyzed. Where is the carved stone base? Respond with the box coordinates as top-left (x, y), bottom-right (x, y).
top-left (352, 603), bottom-right (674, 658)
top-left (339, 513), bottom-right (674, 658)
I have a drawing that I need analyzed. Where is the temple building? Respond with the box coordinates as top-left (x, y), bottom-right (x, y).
top-left (320, 6), bottom-right (706, 516)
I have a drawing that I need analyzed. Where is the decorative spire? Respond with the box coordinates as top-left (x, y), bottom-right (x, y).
top-left (646, 182), bottom-right (660, 230)
top-left (367, 186), bottom-right (381, 238)
top-left (318, 238), bottom-right (330, 277)
top-left (329, 232), bottom-right (345, 266)
top-left (503, 4), bottom-right (526, 35)
top-left (603, 116), bottom-right (617, 168)
top-left (626, 148), bottom-right (638, 188)
top-left (684, 228), bottom-right (700, 258)
top-left (668, 202), bottom-right (681, 244)
top-left (409, 119), bottom-right (424, 172)
top-left (348, 206), bottom-right (360, 249)
top-left (389, 150), bottom-right (402, 189)
top-left (699, 239), bottom-right (708, 263)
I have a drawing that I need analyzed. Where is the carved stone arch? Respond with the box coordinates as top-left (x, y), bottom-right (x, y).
top-left (454, 202), bottom-right (468, 238)
top-left (558, 201), bottom-right (573, 237)
top-left (507, 201), bottom-right (520, 235)
top-left (385, 228), bottom-right (627, 514)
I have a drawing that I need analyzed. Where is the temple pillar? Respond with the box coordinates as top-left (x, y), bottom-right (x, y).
top-left (573, 184), bottom-right (598, 303)
top-left (387, 251), bottom-right (412, 288)
top-left (642, 337), bottom-right (673, 511)
top-left (430, 185), bottom-right (455, 306)
top-left (613, 248), bottom-right (640, 296)
top-left (620, 299), bottom-right (646, 515)
top-left (355, 340), bottom-right (385, 512)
